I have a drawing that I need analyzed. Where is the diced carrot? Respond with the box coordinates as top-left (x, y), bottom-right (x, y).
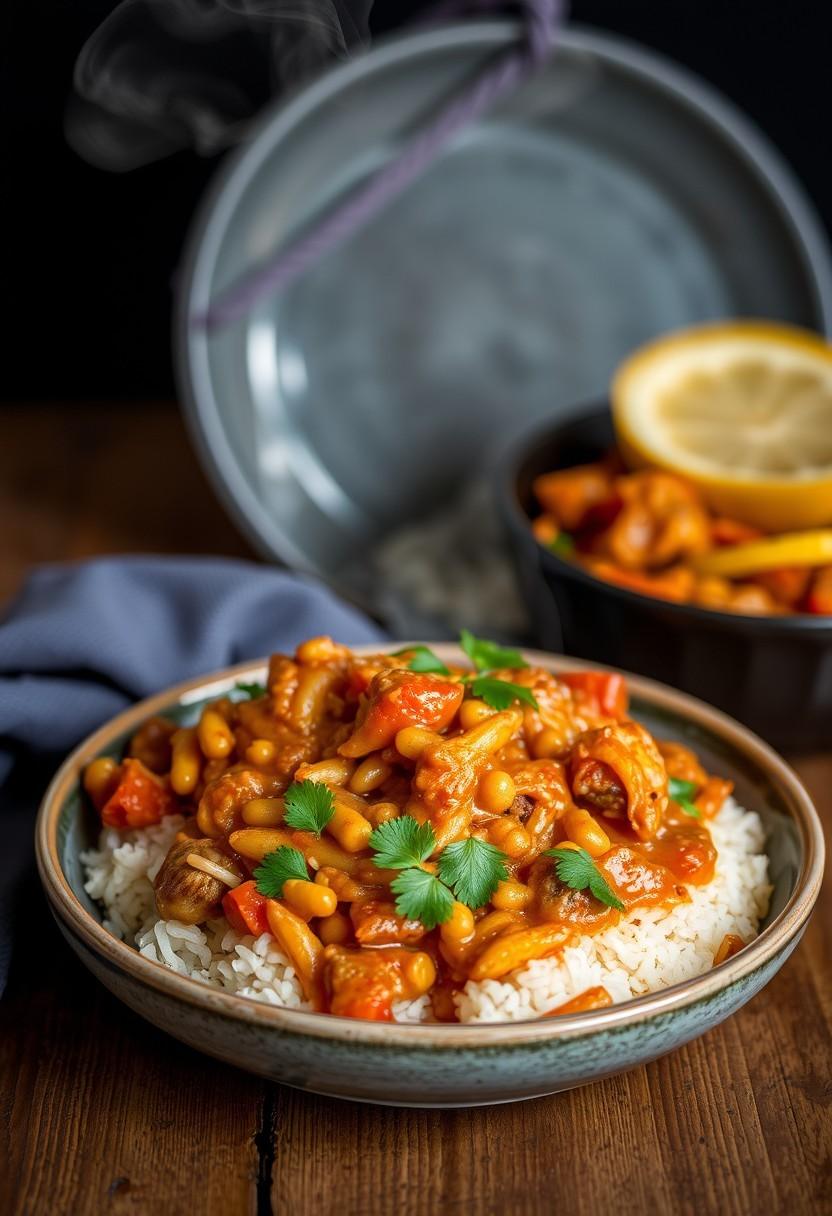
top-left (711, 517), bottom-right (765, 546)
top-left (806, 566), bottom-right (832, 614)
top-left (100, 758), bottom-right (179, 829)
top-left (587, 560), bottom-right (695, 604)
top-left (544, 986), bottom-right (612, 1016)
top-left (533, 464), bottom-right (613, 531)
top-left (531, 514), bottom-right (558, 544)
top-left (330, 992), bottom-right (395, 1021)
top-left (752, 567), bottom-right (811, 608)
top-left (222, 880), bottom-right (270, 936)
top-left (563, 671), bottom-right (628, 719)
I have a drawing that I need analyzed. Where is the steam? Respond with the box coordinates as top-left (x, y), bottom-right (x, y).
top-left (66, 0), bottom-right (372, 171)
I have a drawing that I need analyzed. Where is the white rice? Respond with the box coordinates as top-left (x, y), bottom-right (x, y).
top-left (81, 797), bottom-right (770, 1024)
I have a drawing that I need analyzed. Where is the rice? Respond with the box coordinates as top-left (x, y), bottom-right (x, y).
top-left (81, 796), bottom-right (770, 1024)
top-left (457, 797), bottom-right (771, 1023)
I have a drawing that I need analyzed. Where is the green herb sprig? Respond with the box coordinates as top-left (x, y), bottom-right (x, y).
top-left (391, 630), bottom-right (539, 712)
top-left (459, 630), bottom-right (539, 712)
top-left (234, 680), bottom-right (267, 699)
top-left (367, 815), bottom-right (508, 928)
top-left (469, 675), bottom-right (538, 711)
top-left (283, 780), bottom-right (336, 837)
top-left (437, 838), bottom-right (508, 908)
top-left (548, 532), bottom-right (575, 557)
top-left (545, 845), bottom-right (624, 911)
top-left (459, 629), bottom-right (527, 674)
top-left (668, 777), bottom-right (701, 819)
top-left (368, 815), bottom-right (436, 870)
top-left (391, 645), bottom-right (450, 675)
top-left (390, 868), bottom-right (454, 930)
top-left (253, 846), bottom-right (309, 898)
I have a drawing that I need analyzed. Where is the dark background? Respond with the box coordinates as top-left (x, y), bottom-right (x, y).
top-left (4, 0), bottom-right (831, 402)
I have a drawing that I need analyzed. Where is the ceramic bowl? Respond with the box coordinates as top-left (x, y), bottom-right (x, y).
top-left (36, 645), bottom-right (823, 1107)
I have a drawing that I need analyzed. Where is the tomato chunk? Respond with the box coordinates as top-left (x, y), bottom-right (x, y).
top-left (323, 945), bottom-right (400, 1020)
top-left (563, 671), bottom-right (628, 719)
top-left (806, 566), bottom-right (832, 615)
top-left (753, 566), bottom-right (811, 608)
top-left (339, 669), bottom-right (463, 758)
top-left (533, 464), bottom-right (614, 530)
top-left (586, 560), bottom-right (695, 603)
top-left (222, 880), bottom-right (270, 936)
top-left (100, 758), bottom-right (178, 828)
top-left (711, 517), bottom-right (764, 546)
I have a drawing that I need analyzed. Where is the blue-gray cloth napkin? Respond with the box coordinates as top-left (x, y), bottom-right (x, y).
top-left (0, 556), bottom-right (385, 993)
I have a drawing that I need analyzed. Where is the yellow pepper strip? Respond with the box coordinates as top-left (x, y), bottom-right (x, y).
top-left (265, 899), bottom-right (325, 1009)
top-left (469, 923), bottom-right (570, 982)
top-left (693, 530), bottom-right (832, 578)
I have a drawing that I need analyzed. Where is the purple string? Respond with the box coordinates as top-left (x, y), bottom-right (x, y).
top-left (194, 0), bottom-right (564, 331)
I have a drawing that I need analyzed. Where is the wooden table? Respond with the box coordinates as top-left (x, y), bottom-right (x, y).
top-left (2, 403), bottom-right (830, 1215)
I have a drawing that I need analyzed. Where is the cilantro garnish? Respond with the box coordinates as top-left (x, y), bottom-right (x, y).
top-left (369, 815), bottom-right (436, 869)
top-left (283, 780), bottom-right (336, 837)
top-left (545, 846), bottom-right (624, 911)
top-left (253, 846), bottom-right (309, 898)
top-left (368, 816), bottom-right (508, 924)
top-left (391, 645), bottom-right (450, 675)
top-left (456, 631), bottom-right (538, 711)
top-left (469, 675), bottom-right (539, 712)
top-left (669, 777), bottom-right (701, 819)
top-left (437, 838), bottom-right (507, 908)
top-left (390, 867), bottom-right (455, 930)
top-left (235, 680), bottom-right (267, 699)
top-left (459, 629), bottom-right (528, 674)
top-left (548, 532), bottom-right (575, 557)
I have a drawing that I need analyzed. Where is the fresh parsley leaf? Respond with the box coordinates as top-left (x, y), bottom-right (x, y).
top-left (391, 645), bottom-right (451, 676)
top-left (438, 838), bottom-right (508, 908)
top-left (253, 846), bottom-right (309, 898)
top-left (283, 780), bottom-right (336, 837)
top-left (235, 680), bottom-right (267, 699)
top-left (548, 531), bottom-right (575, 557)
top-left (470, 675), bottom-right (539, 712)
top-left (390, 867), bottom-right (454, 929)
top-left (369, 816), bottom-right (436, 869)
top-left (459, 629), bottom-right (528, 674)
top-left (545, 846), bottom-right (624, 912)
top-left (668, 777), bottom-right (702, 819)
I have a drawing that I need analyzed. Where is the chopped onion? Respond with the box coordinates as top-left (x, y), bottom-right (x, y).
top-left (186, 853), bottom-right (241, 888)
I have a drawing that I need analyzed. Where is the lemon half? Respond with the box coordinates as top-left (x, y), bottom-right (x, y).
top-left (612, 321), bottom-right (832, 531)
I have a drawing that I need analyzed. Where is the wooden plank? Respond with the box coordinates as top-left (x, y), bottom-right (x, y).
top-left (0, 897), bottom-right (264, 1216)
top-left (1, 403), bottom-right (830, 1215)
top-left (0, 403), bottom-right (253, 602)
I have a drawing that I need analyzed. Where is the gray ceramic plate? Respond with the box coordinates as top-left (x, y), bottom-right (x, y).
top-left (36, 646), bottom-right (823, 1107)
top-left (177, 21), bottom-right (832, 613)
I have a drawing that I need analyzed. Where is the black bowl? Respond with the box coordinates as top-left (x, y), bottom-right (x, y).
top-left (497, 405), bottom-right (832, 752)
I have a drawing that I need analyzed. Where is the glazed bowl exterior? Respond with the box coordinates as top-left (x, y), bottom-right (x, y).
top-left (498, 408), bottom-right (832, 752)
top-left (36, 646), bottom-right (823, 1107)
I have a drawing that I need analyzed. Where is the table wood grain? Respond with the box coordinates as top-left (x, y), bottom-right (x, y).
top-left (1, 403), bottom-right (830, 1216)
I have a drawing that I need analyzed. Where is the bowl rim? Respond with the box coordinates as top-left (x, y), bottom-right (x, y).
top-left (497, 402), bottom-right (832, 635)
top-left (35, 644), bottom-right (824, 1048)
